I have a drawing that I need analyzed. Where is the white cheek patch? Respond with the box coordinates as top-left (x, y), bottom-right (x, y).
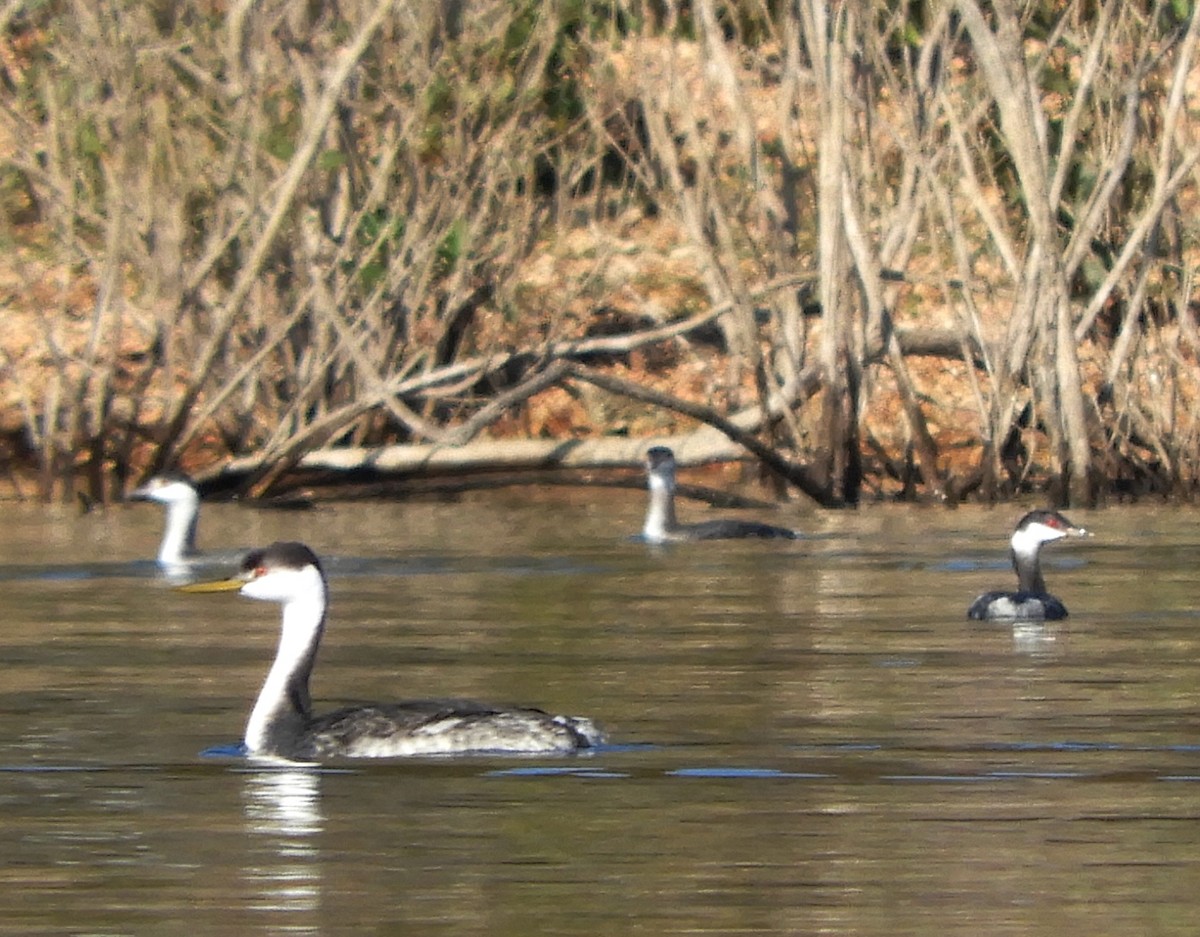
top-left (241, 566), bottom-right (324, 603)
top-left (1011, 521), bottom-right (1064, 555)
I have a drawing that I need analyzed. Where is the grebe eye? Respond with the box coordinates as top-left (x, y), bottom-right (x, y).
top-left (255, 566), bottom-right (267, 577)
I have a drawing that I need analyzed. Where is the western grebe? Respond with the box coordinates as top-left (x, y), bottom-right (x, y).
top-left (967, 509), bottom-right (1090, 621)
top-left (181, 541), bottom-right (604, 761)
top-left (642, 446), bottom-right (798, 544)
top-left (129, 473), bottom-right (204, 567)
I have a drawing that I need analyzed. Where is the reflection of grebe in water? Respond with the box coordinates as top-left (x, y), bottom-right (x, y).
top-left (183, 542), bottom-right (605, 761)
top-left (968, 510), bottom-right (1090, 621)
top-left (242, 767), bottom-right (322, 920)
top-left (641, 447), bottom-right (798, 544)
top-left (244, 767), bottom-right (322, 839)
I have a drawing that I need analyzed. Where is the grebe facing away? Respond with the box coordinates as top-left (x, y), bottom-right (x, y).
top-left (967, 510), bottom-right (1090, 621)
top-left (642, 446), bottom-right (798, 544)
top-left (129, 473), bottom-right (202, 566)
top-left (182, 542), bottom-right (604, 761)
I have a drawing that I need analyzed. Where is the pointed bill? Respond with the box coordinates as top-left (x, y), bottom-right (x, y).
top-left (176, 577), bottom-right (245, 594)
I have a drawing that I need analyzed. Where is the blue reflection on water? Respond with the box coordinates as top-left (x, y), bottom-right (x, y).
top-left (201, 742), bottom-right (249, 759)
top-left (668, 766), bottom-right (832, 779)
top-left (486, 765), bottom-right (629, 778)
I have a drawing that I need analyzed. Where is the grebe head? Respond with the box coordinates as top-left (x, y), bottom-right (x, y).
top-left (234, 542), bottom-right (326, 604)
top-left (179, 541), bottom-right (326, 604)
top-left (1010, 509), bottom-right (1089, 555)
top-left (129, 472), bottom-right (200, 508)
top-left (645, 446), bottom-right (677, 488)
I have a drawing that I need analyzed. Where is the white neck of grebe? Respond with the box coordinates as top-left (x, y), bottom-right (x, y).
top-left (643, 470), bottom-right (679, 543)
top-left (1009, 524), bottom-right (1057, 594)
top-left (244, 567), bottom-right (326, 755)
top-left (158, 494), bottom-right (200, 565)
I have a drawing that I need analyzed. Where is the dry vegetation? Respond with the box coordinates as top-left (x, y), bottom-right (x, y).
top-left (1, 0), bottom-right (1199, 506)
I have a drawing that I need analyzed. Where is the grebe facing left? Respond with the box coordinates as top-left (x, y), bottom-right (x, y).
top-left (129, 473), bottom-right (202, 567)
top-left (181, 542), bottom-right (604, 761)
top-left (968, 510), bottom-right (1090, 621)
top-left (642, 446), bottom-right (798, 544)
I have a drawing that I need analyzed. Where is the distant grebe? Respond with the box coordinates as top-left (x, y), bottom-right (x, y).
top-left (129, 473), bottom-right (203, 567)
top-left (967, 510), bottom-right (1090, 621)
top-left (181, 541), bottom-right (604, 761)
top-left (642, 446), bottom-right (798, 544)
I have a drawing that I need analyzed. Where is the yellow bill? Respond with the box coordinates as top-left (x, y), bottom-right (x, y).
top-left (176, 577), bottom-right (246, 594)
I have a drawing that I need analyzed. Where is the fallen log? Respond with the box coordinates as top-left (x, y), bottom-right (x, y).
top-left (202, 433), bottom-right (750, 485)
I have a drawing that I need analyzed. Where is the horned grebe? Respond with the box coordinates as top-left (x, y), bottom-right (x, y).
top-left (967, 509), bottom-right (1090, 621)
top-left (181, 541), bottom-right (604, 761)
top-left (642, 446), bottom-right (798, 544)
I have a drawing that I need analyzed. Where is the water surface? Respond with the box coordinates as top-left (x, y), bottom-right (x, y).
top-left (2, 494), bottom-right (1200, 935)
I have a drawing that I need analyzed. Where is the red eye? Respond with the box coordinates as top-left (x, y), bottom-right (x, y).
top-left (254, 566), bottom-right (267, 577)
